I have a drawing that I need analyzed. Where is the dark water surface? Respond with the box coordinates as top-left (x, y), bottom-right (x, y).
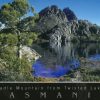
top-left (32, 42), bottom-right (100, 78)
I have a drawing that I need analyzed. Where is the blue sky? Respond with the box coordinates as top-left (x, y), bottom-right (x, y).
top-left (0, 0), bottom-right (100, 25)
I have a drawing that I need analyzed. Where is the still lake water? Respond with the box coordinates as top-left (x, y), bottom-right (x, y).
top-left (32, 42), bottom-right (100, 78)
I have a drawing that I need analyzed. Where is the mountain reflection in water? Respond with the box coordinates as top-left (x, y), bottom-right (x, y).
top-left (32, 42), bottom-right (100, 78)
top-left (89, 54), bottom-right (100, 61)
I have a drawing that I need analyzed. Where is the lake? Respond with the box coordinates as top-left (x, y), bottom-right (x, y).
top-left (32, 42), bottom-right (100, 78)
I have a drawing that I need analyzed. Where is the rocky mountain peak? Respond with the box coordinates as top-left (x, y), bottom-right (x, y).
top-left (39, 5), bottom-right (67, 21)
top-left (39, 5), bottom-right (59, 16)
top-left (34, 5), bottom-right (100, 42)
top-left (35, 5), bottom-right (68, 33)
top-left (63, 7), bottom-right (77, 21)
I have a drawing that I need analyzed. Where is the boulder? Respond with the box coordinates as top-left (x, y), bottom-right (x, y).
top-left (20, 46), bottom-right (41, 62)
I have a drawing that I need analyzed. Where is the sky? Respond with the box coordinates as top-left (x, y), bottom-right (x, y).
top-left (0, 0), bottom-right (100, 25)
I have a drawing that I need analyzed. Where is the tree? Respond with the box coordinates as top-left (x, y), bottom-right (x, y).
top-left (0, 0), bottom-right (35, 58)
top-left (0, 0), bottom-right (29, 27)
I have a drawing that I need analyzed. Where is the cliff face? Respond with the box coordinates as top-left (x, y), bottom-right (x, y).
top-left (34, 5), bottom-right (100, 42)
top-left (34, 5), bottom-right (73, 42)
top-left (63, 7), bottom-right (77, 21)
top-left (70, 20), bottom-right (100, 41)
top-left (35, 5), bottom-right (68, 33)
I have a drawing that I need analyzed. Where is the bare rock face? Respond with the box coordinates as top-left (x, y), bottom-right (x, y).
top-left (63, 7), bottom-right (77, 21)
top-left (20, 46), bottom-right (41, 62)
top-left (35, 5), bottom-right (68, 34)
top-left (34, 5), bottom-right (100, 42)
top-left (49, 23), bottom-right (72, 43)
top-left (70, 20), bottom-right (100, 41)
top-left (34, 5), bottom-right (73, 42)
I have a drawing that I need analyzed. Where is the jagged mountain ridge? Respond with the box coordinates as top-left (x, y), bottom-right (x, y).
top-left (10, 5), bottom-right (100, 42)
top-left (34, 5), bottom-right (100, 42)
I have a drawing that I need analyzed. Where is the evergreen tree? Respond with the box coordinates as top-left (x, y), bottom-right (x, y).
top-left (0, 0), bottom-right (35, 58)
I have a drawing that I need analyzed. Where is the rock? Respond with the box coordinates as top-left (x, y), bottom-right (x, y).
top-left (70, 20), bottom-right (100, 41)
top-left (80, 57), bottom-right (100, 69)
top-left (34, 5), bottom-right (73, 43)
top-left (49, 23), bottom-right (72, 42)
top-left (63, 7), bottom-right (77, 21)
top-left (19, 5), bottom-right (100, 42)
top-left (71, 71), bottom-right (82, 82)
top-left (20, 46), bottom-right (41, 62)
top-left (0, 58), bottom-right (7, 70)
top-left (39, 5), bottom-right (67, 22)
top-left (34, 5), bottom-right (68, 34)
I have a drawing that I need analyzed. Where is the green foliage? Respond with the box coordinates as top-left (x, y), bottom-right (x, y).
top-left (6, 34), bottom-right (18, 45)
top-left (0, 34), bottom-right (6, 45)
top-left (0, 46), bottom-right (34, 81)
top-left (0, 4), bottom-right (20, 27)
top-left (79, 67), bottom-right (100, 82)
top-left (0, 0), bottom-right (30, 27)
top-left (0, 0), bottom-right (39, 81)
top-left (20, 32), bottom-right (38, 46)
top-left (0, 33), bottom-right (18, 46)
top-left (17, 16), bottom-right (36, 31)
top-left (12, 0), bottom-right (29, 16)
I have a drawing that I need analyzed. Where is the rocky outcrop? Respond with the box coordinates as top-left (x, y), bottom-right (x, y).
top-left (34, 5), bottom-right (73, 42)
top-left (34, 5), bottom-right (100, 42)
top-left (20, 46), bottom-right (41, 62)
top-left (34, 5), bottom-right (68, 34)
top-left (70, 20), bottom-right (100, 41)
top-left (63, 7), bottom-right (77, 21)
top-left (49, 23), bottom-right (72, 43)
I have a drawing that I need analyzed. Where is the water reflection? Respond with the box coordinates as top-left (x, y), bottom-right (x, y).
top-left (89, 54), bottom-right (100, 61)
top-left (32, 42), bottom-right (100, 78)
top-left (33, 59), bottom-right (80, 78)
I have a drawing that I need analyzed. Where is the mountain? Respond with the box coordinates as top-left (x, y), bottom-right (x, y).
top-left (63, 7), bottom-right (77, 21)
top-left (34, 5), bottom-right (68, 33)
top-left (34, 5), bottom-right (100, 42)
top-left (34, 5), bottom-right (72, 42)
